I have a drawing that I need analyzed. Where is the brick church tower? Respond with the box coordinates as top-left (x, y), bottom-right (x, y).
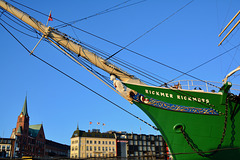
top-left (11, 96), bottom-right (46, 157)
top-left (15, 96), bottom-right (29, 138)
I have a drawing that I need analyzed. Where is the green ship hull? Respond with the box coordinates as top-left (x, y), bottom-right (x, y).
top-left (124, 82), bottom-right (240, 160)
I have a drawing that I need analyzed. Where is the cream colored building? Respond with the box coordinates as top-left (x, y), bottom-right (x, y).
top-left (0, 138), bottom-right (16, 158)
top-left (71, 127), bottom-right (116, 159)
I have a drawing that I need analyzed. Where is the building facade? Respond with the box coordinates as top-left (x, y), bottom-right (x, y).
top-left (71, 127), bottom-right (117, 159)
top-left (45, 140), bottom-right (70, 157)
top-left (8, 96), bottom-right (70, 158)
top-left (109, 131), bottom-right (168, 159)
top-left (0, 138), bottom-right (16, 158)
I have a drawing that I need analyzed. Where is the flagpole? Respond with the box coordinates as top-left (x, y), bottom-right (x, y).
top-left (89, 121), bottom-right (92, 131)
top-left (46, 10), bottom-right (52, 26)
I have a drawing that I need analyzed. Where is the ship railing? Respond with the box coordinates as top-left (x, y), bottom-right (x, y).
top-left (168, 80), bottom-right (240, 94)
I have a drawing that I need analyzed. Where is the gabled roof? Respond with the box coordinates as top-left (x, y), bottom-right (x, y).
top-left (29, 124), bottom-right (42, 138)
top-left (21, 96), bottom-right (28, 117)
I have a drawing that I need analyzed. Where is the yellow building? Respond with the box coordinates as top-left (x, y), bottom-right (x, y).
top-left (70, 126), bottom-right (116, 159)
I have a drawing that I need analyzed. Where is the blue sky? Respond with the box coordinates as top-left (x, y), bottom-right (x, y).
top-left (0, 0), bottom-right (240, 145)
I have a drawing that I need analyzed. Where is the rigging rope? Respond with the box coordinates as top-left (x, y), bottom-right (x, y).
top-left (4, 0), bottom-right (238, 107)
top-left (0, 21), bottom-right (159, 131)
top-left (106, 0), bottom-right (194, 60)
top-left (0, 8), bottom-right (5, 17)
top-left (8, 0), bottom-right (223, 89)
top-left (45, 30), bottom-right (219, 110)
top-left (167, 42), bottom-right (240, 87)
top-left (59, 28), bottom-right (169, 85)
top-left (55, 0), bottom-right (146, 29)
top-left (0, 18), bottom-right (39, 39)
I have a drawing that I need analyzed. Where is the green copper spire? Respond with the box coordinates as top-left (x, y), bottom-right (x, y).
top-left (21, 96), bottom-right (28, 117)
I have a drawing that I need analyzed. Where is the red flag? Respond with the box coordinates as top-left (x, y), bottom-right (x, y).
top-left (89, 121), bottom-right (92, 125)
top-left (102, 123), bottom-right (105, 126)
top-left (48, 13), bottom-right (53, 21)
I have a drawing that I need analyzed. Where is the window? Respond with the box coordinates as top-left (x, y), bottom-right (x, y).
top-left (102, 141), bottom-right (104, 144)
top-left (109, 141), bottom-right (111, 145)
top-left (87, 140), bottom-right (89, 144)
top-left (109, 147), bottom-right (111, 151)
top-left (98, 147), bottom-right (101, 151)
top-left (134, 152), bottom-right (138, 156)
top-left (102, 147), bottom-right (104, 151)
top-left (94, 146), bottom-right (96, 151)
top-left (106, 147), bottom-right (108, 151)
top-left (134, 141), bottom-right (138, 145)
top-left (143, 146), bottom-right (146, 151)
top-left (151, 136), bottom-right (154, 141)
top-left (72, 141), bottom-right (74, 144)
top-left (134, 135), bottom-right (137, 140)
top-left (75, 146), bottom-right (77, 151)
top-left (112, 147), bottom-right (115, 151)
top-left (143, 141), bottom-right (146, 145)
top-left (112, 141), bottom-right (115, 145)
top-left (147, 146), bottom-right (151, 151)
top-left (87, 146), bottom-right (89, 151)
top-left (129, 140), bottom-right (133, 145)
top-left (106, 141), bottom-right (108, 144)
top-left (98, 141), bottom-right (101, 144)
top-left (90, 146), bottom-right (92, 151)
top-left (72, 147), bottom-right (74, 151)
top-left (159, 136), bottom-right (163, 141)
top-left (152, 147), bottom-right (155, 151)
top-left (139, 141), bottom-right (142, 145)
top-left (94, 141), bottom-right (97, 144)
top-left (139, 146), bottom-right (142, 151)
top-left (90, 140), bottom-right (92, 144)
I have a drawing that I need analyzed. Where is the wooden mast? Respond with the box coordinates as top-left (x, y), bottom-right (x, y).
top-left (0, 0), bottom-right (143, 85)
top-left (218, 10), bottom-right (240, 46)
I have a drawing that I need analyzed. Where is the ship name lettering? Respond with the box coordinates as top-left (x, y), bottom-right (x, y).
top-left (145, 89), bottom-right (173, 98)
top-left (160, 92), bottom-right (165, 96)
top-left (206, 99), bottom-right (209, 103)
top-left (176, 95), bottom-right (210, 104)
top-left (144, 89), bottom-right (210, 104)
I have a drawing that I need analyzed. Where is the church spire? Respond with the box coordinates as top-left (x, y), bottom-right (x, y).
top-left (21, 96), bottom-right (28, 117)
